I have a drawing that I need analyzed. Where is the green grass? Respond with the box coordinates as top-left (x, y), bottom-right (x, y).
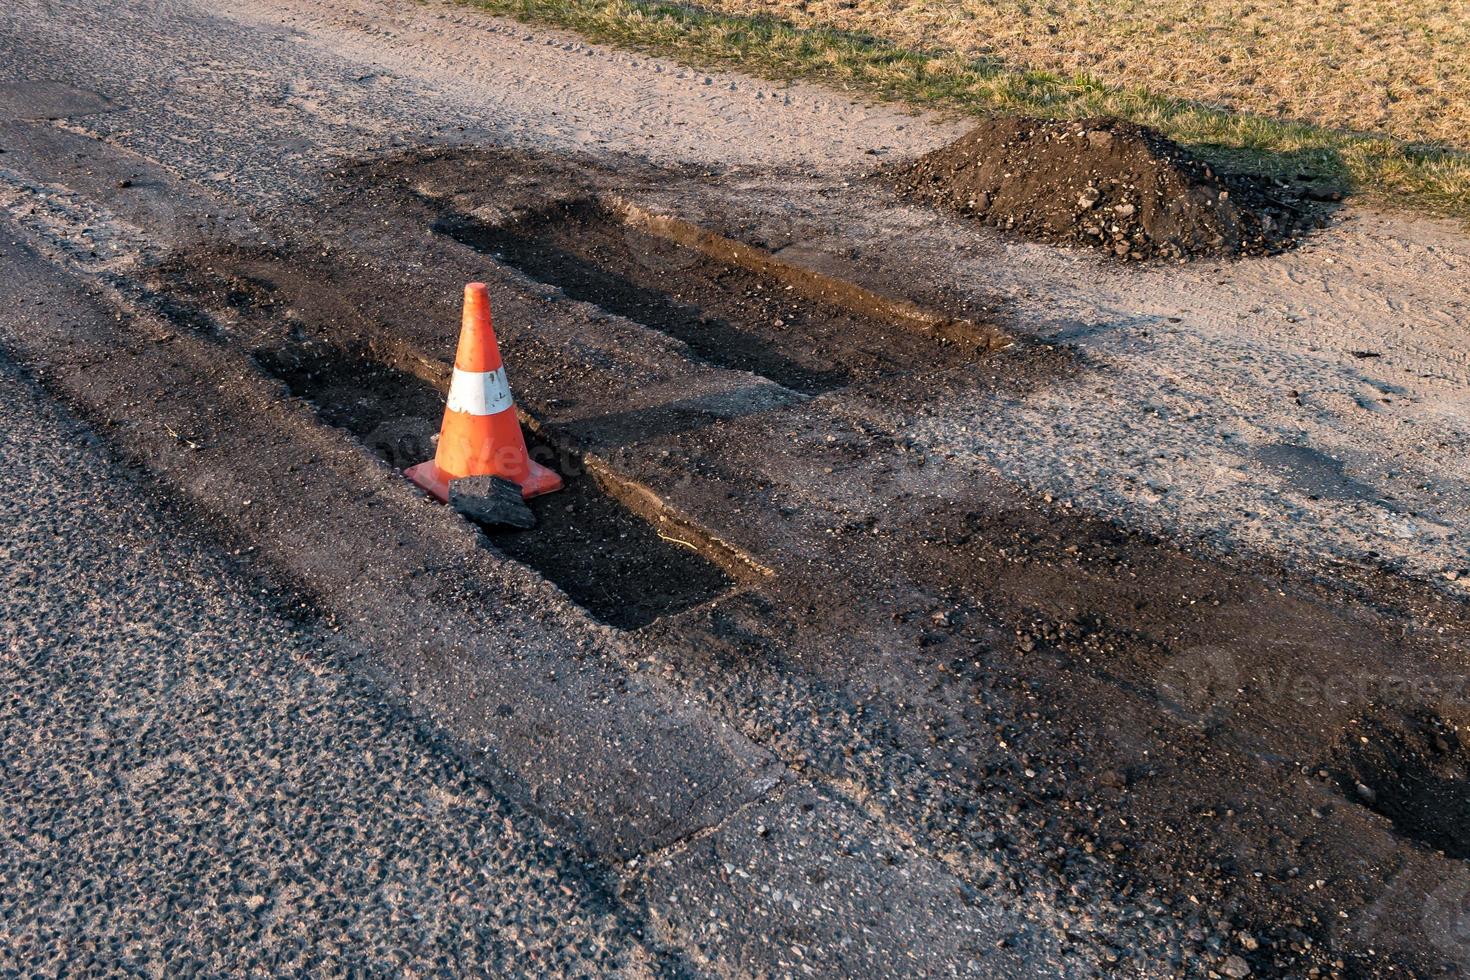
top-left (460, 0), bottom-right (1470, 221)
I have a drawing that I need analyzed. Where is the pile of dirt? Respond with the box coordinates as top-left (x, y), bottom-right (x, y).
top-left (891, 116), bottom-right (1315, 261)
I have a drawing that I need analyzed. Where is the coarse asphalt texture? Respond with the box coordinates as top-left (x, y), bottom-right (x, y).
top-left (0, 352), bottom-right (662, 975)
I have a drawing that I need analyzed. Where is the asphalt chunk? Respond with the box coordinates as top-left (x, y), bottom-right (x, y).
top-left (450, 475), bottom-right (538, 530)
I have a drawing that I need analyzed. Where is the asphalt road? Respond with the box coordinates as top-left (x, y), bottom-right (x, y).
top-left (0, 351), bottom-right (662, 975)
top-left (4, 0), bottom-right (1470, 975)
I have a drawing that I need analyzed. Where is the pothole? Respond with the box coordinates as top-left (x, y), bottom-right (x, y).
top-left (1333, 712), bottom-right (1470, 859)
top-left (144, 242), bottom-right (750, 631)
top-left (435, 196), bottom-right (998, 394)
top-left (274, 343), bottom-right (746, 629)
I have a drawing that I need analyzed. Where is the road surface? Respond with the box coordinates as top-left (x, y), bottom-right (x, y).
top-left (3, 0), bottom-right (1470, 975)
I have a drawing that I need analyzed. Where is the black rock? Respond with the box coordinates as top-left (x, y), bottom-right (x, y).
top-left (448, 475), bottom-right (536, 530)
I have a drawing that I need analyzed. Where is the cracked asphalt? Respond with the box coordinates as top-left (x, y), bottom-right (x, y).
top-left (0, 353), bottom-right (664, 975)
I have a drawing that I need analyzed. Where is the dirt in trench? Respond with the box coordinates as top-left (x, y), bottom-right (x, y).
top-left (890, 116), bottom-right (1330, 261)
top-left (495, 435), bottom-right (741, 630)
top-left (618, 369), bottom-right (1470, 978)
top-left (148, 249), bottom-right (738, 630)
top-left (886, 491), bottom-right (1470, 977)
top-left (439, 197), bottom-right (986, 394)
top-left (1333, 712), bottom-right (1470, 860)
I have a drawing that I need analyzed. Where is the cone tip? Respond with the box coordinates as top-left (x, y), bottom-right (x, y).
top-left (463, 282), bottom-right (492, 319)
top-left (456, 281), bottom-right (499, 372)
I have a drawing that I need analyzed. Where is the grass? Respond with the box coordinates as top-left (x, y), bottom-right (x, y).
top-left (460, 0), bottom-right (1470, 221)
top-left (700, 0), bottom-right (1470, 152)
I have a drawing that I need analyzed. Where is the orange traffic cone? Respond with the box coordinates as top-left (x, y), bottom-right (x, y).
top-left (405, 283), bottom-right (562, 502)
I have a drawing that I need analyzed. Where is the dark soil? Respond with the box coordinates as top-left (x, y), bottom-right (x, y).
top-left (891, 116), bottom-right (1326, 261)
top-left (501, 433), bottom-right (738, 628)
top-left (149, 249), bottom-right (737, 630)
top-left (634, 380), bottom-right (1470, 976)
top-left (1334, 713), bottom-right (1470, 860)
top-left (440, 198), bottom-right (984, 394)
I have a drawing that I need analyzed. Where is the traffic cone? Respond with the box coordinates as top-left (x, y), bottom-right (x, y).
top-left (405, 283), bottom-right (562, 502)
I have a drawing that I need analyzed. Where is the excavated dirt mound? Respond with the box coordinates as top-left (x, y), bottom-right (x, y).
top-left (892, 116), bottom-right (1319, 261)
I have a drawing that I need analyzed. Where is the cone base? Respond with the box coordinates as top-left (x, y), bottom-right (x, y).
top-left (405, 459), bottom-right (563, 503)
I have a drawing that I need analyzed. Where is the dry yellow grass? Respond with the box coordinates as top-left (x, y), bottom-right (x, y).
top-left (466, 0), bottom-right (1470, 218)
top-left (704, 0), bottom-right (1470, 149)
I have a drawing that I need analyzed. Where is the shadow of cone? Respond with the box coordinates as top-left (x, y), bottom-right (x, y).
top-left (405, 282), bottom-right (562, 502)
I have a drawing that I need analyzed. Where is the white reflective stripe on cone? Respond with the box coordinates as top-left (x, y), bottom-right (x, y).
top-left (446, 366), bottom-right (515, 416)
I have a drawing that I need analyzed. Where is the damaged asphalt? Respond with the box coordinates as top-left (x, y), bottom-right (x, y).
top-left (5, 0), bottom-right (1470, 976)
top-left (0, 348), bottom-right (664, 975)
